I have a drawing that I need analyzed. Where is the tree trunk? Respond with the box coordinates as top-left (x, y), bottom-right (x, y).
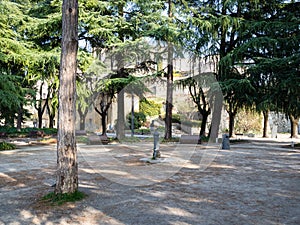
top-left (55, 0), bottom-right (78, 194)
top-left (228, 112), bottom-right (235, 137)
top-left (49, 114), bottom-right (55, 128)
top-left (79, 117), bottom-right (86, 130)
top-left (38, 108), bottom-right (43, 128)
top-left (101, 113), bottom-right (107, 135)
top-left (164, 63), bottom-right (173, 140)
top-left (199, 112), bottom-right (208, 137)
top-left (46, 101), bottom-right (56, 129)
top-left (209, 91), bottom-right (223, 142)
top-left (262, 110), bottom-right (269, 138)
top-left (17, 105), bottom-right (23, 131)
top-left (289, 114), bottom-right (299, 138)
top-left (116, 90), bottom-right (125, 140)
top-left (164, 1), bottom-right (173, 140)
top-left (78, 108), bottom-right (87, 130)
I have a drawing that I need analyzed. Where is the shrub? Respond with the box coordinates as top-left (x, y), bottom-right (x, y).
top-left (0, 142), bottom-right (16, 151)
top-left (127, 112), bottom-right (147, 129)
top-left (160, 113), bottom-right (184, 124)
top-left (0, 126), bottom-right (57, 137)
top-left (139, 98), bottom-right (162, 117)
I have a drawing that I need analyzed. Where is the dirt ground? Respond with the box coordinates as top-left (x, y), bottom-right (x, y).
top-left (0, 137), bottom-right (299, 225)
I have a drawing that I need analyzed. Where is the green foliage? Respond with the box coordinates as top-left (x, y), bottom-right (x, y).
top-left (0, 72), bottom-right (24, 119)
top-left (0, 126), bottom-right (57, 136)
top-left (127, 112), bottom-right (147, 130)
top-left (171, 114), bottom-right (181, 124)
top-left (139, 98), bottom-right (162, 117)
top-left (42, 191), bottom-right (86, 206)
top-left (0, 142), bottom-right (16, 151)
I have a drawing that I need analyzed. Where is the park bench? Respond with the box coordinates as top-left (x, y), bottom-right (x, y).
top-left (235, 133), bottom-right (244, 138)
top-left (76, 130), bottom-right (87, 136)
top-left (88, 135), bottom-right (109, 145)
top-left (28, 130), bottom-right (45, 138)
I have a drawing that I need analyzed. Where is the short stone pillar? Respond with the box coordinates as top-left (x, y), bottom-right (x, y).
top-left (222, 134), bottom-right (230, 150)
top-left (153, 130), bottom-right (161, 159)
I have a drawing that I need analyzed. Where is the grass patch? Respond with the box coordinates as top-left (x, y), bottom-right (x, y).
top-left (76, 136), bottom-right (88, 143)
top-left (0, 142), bottom-right (16, 151)
top-left (42, 190), bottom-right (86, 206)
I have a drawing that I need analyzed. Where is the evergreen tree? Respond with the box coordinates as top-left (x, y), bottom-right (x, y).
top-left (56, 0), bottom-right (78, 194)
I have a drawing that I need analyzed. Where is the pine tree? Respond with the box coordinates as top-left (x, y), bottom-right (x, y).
top-left (55, 0), bottom-right (78, 194)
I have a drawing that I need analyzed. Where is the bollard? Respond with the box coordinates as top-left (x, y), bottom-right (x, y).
top-left (153, 130), bottom-right (160, 159)
top-left (222, 134), bottom-right (230, 150)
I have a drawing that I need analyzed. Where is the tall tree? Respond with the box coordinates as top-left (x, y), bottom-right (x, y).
top-left (176, 73), bottom-right (212, 137)
top-left (228, 1), bottom-right (300, 137)
top-left (55, 0), bottom-right (78, 194)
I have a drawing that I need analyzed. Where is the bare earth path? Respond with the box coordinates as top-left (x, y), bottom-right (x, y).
top-left (0, 138), bottom-right (299, 225)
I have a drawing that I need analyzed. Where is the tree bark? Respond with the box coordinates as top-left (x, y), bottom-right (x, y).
top-left (116, 90), bottom-right (125, 139)
top-left (55, 0), bottom-right (78, 194)
top-left (262, 110), bottom-right (269, 138)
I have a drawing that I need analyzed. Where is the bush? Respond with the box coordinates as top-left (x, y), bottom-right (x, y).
top-left (0, 142), bottom-right (16, 151)
top-left (139, 98), bottom-right (162, 117)
top-left (172, 114), bottom-right (181, 124)
top-left (127, 112), bottom-right (147, 129)
top-left (160, 113), bottom-right (184, 124)
top-left (0, 126), bottom-right (57, 137)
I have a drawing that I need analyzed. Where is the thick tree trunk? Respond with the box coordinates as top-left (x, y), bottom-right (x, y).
top-left (116, 90), bottom-right (125, 140)
top-left (209, 91), bottom-right (223, 142)
top-left (262, 111), bottom-right (269, 138)
top-left (55, 0), bottom-right (78, 194)
top-left (289, 114), bottom-right (299, 138)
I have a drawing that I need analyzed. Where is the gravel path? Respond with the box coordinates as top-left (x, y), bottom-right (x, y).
top-left (0, 139), bottom-right (299, 225)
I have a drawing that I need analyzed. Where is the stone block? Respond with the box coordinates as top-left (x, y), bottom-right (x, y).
top-left (180, 135), bottom-right (201, 144)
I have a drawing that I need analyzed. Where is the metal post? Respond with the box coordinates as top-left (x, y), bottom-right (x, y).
top-left (153, 130), bottom-right (160, 159)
